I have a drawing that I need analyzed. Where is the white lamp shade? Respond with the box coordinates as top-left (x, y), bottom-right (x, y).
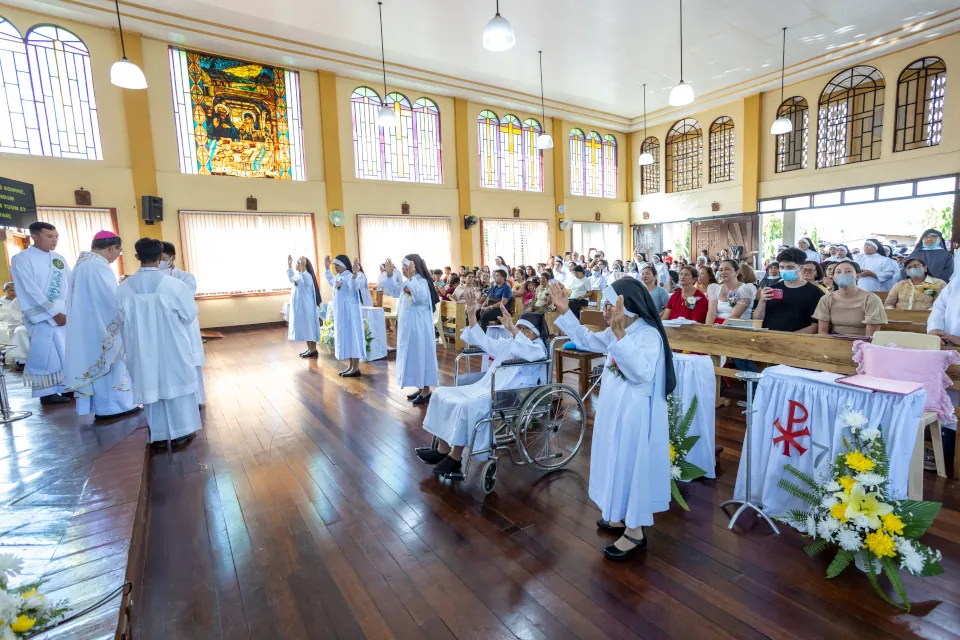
top-left (376, 105), bottom-right (397, 128)
top-left (483, 14), bottom-right (515, 51)
top-left (110, 58), bottom-right (147, 90)
top-left (770, 116), bottom-right (793, 135)
top-left (536, 133), bottom-right (554, 150)
top-left (638, 151), bottom-right (655, 166)
top-left (668, 81), bottom-right (694, 107)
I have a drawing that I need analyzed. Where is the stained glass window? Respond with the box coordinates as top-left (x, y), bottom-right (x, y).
top-left (569, 129), bottom-right (616, 198)
top-left (169, 47), bottom-right (304, 179)
top-left (569, 128), bottom-right (585, 196)
top-left (640, 137), bottom-right (660, 194)
top-left (666, 118), bottom-right (702, 193)
top-left (602, 134), bottom-right (618, 198)
top-left (709, 116), bottom-right (734, 183)
top-left (349, 86), bottom-right (442, 184)
top-left (817, 65), bottom-right (884, 168)
top-left (895, 57), bottom-right (946, 152)
top-left (478, 110), bottom-right (500, 188)
top-left (499, 114), bottom-right (523, 190)
top-left (477, 112), bottom-right (542, 192)
top-left (0, 17), bottom-right (35, 156)
top-left (775, 97), bottom-right (808, 173)
top-left (522, 119), bottom-right (544, 192)
top-left (584, 132), bottom-right (603, 197)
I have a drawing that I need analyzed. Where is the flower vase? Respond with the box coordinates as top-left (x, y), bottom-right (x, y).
top-left (855, 550), bottom-right (882, 574)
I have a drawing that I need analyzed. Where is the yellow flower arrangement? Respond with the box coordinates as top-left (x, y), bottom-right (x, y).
top-left (830, 502), bottom-right (848, 522)
top-left (881, 513), bottom-right (904, 536)
top-left (669, 443), bottom-right (676, 463)
top-left (838, 475), bottom-right (856, 493)
top-left (864, 531), bottom-right (897, 558)
top-left (845, 482), bottom-right (894, 529)
top-left (845, 451), bottom-right (876, 473)
top-left (10, 616), bottom-right (36, 633)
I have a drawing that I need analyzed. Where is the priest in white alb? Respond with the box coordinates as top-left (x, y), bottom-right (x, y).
top-left (63, 231), bottom-right (140, 419)
top-left (118, 238), bottom-right (202, 446)
top-left (159, 241), bottom-right (206, 403)
top-left (9, 221), bottom-right (72, 405)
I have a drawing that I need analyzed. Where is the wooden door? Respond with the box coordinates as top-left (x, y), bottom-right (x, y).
top-left (691, 214), bottom-right (758, 266)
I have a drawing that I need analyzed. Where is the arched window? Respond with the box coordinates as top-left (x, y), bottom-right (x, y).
top-left (521, 118), bottom-right (544, 192)
top-left (569, 128), bottom-right (585, 196)
top-left (584, 132), bottom-right (603, 197)
top-left (709, 117), bottom-right (734, 183)
top-left (499, 114), bottom-right (523, 190)
top-left (477, 110), bottom-right (500, 188)
top-left (383, 92), bottom-right (414, 182)
top-left (640, 137), bottom-right (660, 194)
top-left (817, 65), bottom-right (884, 168)
top-left (602, 134), bottom-right (618, 198)
top-left (895, 57), bottom-right (946, 152)
top-left (775, 97), bottom-right (808, 173)
top-left (351, 87), bottom-right (384, 180)
top-left (666, 118), bottom-right (702, 193)
top-left (412, 98), bottom-right (442, 183)
top-left (0, 17), bottom-right (34, 155)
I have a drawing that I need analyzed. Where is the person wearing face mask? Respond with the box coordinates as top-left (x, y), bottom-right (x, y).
top-left (754, 248), bottom-right (824, 333)
top-left (286, 254), bottom-right (322, 358)
top-left (885, 257), bottom-right (946, 311)
top-left (854, 239), bottom-right (898, 292)
top-left (590, 259), bottom-right (610, 291)
top-left (813, 260), bottom-right (888, 337)
top-left (797, 237), bottom-right (820, 264)
top-left (324, 255), bottom-right (366, 377)
top-left (160, 242), bottom-right (206, 402)
top-left (905, 228), bottom-right (954, 283)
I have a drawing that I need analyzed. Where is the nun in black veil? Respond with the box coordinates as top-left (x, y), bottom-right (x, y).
top-left (551, 278), bottom-right (675, 560)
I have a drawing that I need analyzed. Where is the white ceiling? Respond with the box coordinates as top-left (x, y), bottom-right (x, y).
top-left (12, 0), bottom-right (960, 129)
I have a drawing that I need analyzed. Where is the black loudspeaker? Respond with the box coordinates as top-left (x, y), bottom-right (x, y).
top-left (141, 195), bottom-right (163, 225)
top-left (463, 215), bottom-right (478, 230)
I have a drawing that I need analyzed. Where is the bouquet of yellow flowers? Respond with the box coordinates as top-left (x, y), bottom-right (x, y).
top-left (777, 409), bottom-right (943, 611)
top-left (668, 394), bottom-right (705, 510)
top-left (0, 553), bottom-right (68, 637)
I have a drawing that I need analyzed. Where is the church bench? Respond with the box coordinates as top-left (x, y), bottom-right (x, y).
top-left (552, 313), bottom-right (607, 398)
top-left (439, 300), bottom-right (466, 349)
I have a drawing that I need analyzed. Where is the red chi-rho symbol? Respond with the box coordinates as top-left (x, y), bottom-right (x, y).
top-left (773, 400), bottom-right (811, 457)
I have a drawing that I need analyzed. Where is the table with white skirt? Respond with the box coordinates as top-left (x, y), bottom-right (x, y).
top-left (672, 353), bottom-right (717, 480)
top-left (361, 306), bottom-right (387, 362)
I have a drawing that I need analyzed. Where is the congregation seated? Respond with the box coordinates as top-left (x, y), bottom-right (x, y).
top-left (527, 273), bottom-right (555, 313)
top-left (757, 261), bottom-right (780, 289)
top-left (705, 259), bottom-right (757, 325)
top-left (800, 261), bottom-right (830, 293)
top-left (0, 282), bottom-right (28, 366)
top-left (661, 265), bottom-right (708, 323)
top-left (438, 274), bottom-right (460, 301)
top-left (812, 259), bottom-right (887, 337)
top-left (478, 268), bottom-right (513, 330)
top-left (885, 257), bottom-right (946, 311)
top-left (567, 265), bottom-right (591, 317)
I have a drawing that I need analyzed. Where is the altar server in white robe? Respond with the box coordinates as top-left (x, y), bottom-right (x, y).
top-left (324, 254), bottom-right (365, 377)
top-left (64, 231), bottom-right (140, 419)
top-left (159, 242), bottom-right (206, 403)
top-left (10, 222), bottom-right (72, 405)
top-left (382, 254), bottom-right (440, 405)
top-left (552, 278), bottom-right (676, 560)
top-left (286, 254), bottom-right (321, 357)
top-left (0, 283), bottom-right (27, 366)
top-left (117, 238), bottom-right (201, 446)
top-left (855, 239), bottom-right (898, 292)
top-left (929, 277), bottom-right (960, 468)
top-left (416, 293), bottom-right (548, 478)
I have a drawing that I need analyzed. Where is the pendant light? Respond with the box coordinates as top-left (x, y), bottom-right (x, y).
top-left (110, 0), bottom-right (147, 89)
top-left (638, 84), bottom-right (654, 166)
top-left (536, 50), bottom-right (553, 150)
top-left (668, 0), bottom-right (694, 107)
top-left (770, 27), bottom-right (793, 135)
top-left (483, 0), bottom-right (515, 52)
top-left (375, 2), bottom-right (397, 128)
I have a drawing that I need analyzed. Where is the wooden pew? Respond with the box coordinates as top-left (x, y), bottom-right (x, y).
top-left (552, 310), bottom-right (607, 398)
top-left (440, 300), bottom-right (466, 349)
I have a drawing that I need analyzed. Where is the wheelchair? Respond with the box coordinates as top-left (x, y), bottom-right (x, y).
top-left (422, 336), bottom-right (588, 496)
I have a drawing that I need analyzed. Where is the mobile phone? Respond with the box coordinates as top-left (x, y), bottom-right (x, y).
top-left (771, 289), bottom-right (784, 300)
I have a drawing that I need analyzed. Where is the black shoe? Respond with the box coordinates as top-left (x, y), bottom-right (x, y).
top-left (603, 533), bottom-right (647, 560)
top-left (14, 363), bottom-right (24, 372)
top-left (417, 449), bottom-right (447, 465)
top-left (95, 406), bottom-right (142, 421)
top-left (596, 519), bottom-right (627, 533)
top-left (60, 391), bottom-right (75, 399)
top-left (40, 394), bottom-right (71, 406)
top-left (432, 455), bottom-right (462, 476)
top-left (171, 433), bottom-right (196, 447)
top-left (341, 370), bottom-right (361, 378)
top-left (300, 351), bottom-right (319, 358)
top-left (406, 391), bottom-right (422, 401)
top-left (412, 393), bottom-right (431, 406)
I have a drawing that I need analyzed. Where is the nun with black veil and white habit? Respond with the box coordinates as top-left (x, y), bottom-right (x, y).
top-left (855, 238), bottom-right (899, 292)
top-left (551, 278), bottom-right (675, 560)
top-left (415, 292), bottom-right (549, 478)
top-left (324, 254), bottom-right (366, 377)
top-left (797, 237), bottom-right (821, 264)
top-left (905, 228), bottom-right (954, 283)
top-left (381, 254), bottom-right (440, 405)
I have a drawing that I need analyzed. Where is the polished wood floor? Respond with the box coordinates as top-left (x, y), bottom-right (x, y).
top-left (129, 327), bottom-right (959, 640)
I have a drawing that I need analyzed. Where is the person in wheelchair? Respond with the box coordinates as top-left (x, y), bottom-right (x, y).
top-left (416, 290), bottom-right (549, 477)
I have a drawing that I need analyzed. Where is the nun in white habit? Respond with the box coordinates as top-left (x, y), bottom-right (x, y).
top-left (551, 278), bottom-right (675, 560)
top-left (797, 237), bottom-right (821, 264)
top-left (416, 292), bottom-right (548, 478)
top-left (324, 255), bottom-right (366, 376)
top-left (287, 255), bottom-right (322, 357)
top-left (855, 239), bottom-right (899, 292)
top-left (381, 254), bottom-right (440, 405)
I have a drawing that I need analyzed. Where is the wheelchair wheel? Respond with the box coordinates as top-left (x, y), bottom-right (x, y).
top-left (515, 384), bottom-right (586, 472)
top-left (480, 459), bottom-right (498, 495)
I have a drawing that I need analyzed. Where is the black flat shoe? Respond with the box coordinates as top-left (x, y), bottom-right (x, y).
top-left (171, 433), bottom-right (196, 447)
top-left (95, 406), bottom-right (142, 421)
top-left (432, 455), bottom-right (462, 476)
top-left (406, 391), bottom-right (422, 401)
top-left (341, 370), bottom-right (361, 378)
top-left (603, 533), bottom-right (647, 561)
top-left (300, 351), bottom-right (319, 358)
top-left (416, 449), bottom-right (447, 465)
top-left (412, 393), bottom-right (431, 406)
top-left (596, 519), bottom-right (627, 533)
top-left (40, 394), bottom-right (71, 406)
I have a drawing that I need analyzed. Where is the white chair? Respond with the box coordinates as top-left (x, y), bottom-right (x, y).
top-left (871, 331), bottom-right (946, 500)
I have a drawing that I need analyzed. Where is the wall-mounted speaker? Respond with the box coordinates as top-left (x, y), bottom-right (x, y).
top-left (141, 195), bottom-right (163, 225)
top-left (463, 215), bottom-right (478, 230)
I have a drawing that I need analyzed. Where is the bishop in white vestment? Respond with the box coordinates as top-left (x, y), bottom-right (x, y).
top-left (64, 231), bottom-right (139, 419)
top-left (10, 222), bottom-right (72, 404)
top-left (118, 238), bottom-right (202, 445)
top-left (160, 242), bottom-right (206, 403)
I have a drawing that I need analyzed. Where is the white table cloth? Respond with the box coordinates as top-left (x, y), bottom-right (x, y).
top-left (361, 306), bottom-right (387, 362)
top-left (672, 353), bottom-right (717, 479)
top-left (733, 365), bottom-right (926, 516)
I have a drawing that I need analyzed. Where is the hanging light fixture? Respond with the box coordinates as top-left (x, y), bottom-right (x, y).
top-left (668, 0), bottom-right (694, 107)
top-left (375, 2), bottom-right (397, 128)
top-left (536, 50), bottom-right (553, 150)
top-left (483, 0), bottom-right (516, 52)
top-left (638, 84), bottom-right (654, 165)
top-left (770, 27), bottom-right (793, 135)
top-left (110, 0), bottom-right (147, 89)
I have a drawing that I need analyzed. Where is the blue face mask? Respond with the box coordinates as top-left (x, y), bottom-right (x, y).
top-left (780, 269), bottom-right (798, 282)
top-left (834, 274), bottom-right (857, 288)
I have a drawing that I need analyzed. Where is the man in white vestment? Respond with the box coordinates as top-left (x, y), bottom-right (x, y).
top-left (10, 222), bottom-right (72, 405)
top-left (159, 241), bottom-right (206, 404)
top-left (63, 231), bottom-right (140, 420)
top-left (0, 282), bottom-right (28, 367)
top-left (117, 238), bottom-right (202, 446)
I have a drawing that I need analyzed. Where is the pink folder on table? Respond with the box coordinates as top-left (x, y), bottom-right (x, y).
top-left (836, 374), bottom-right (923, 395)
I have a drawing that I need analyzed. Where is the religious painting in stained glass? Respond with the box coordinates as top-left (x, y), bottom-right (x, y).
top-left (602, 134), bottom-right (618, 198)
top-left (666, 118), bottom-right (702, 193)
top-left (895, 57), bottom-right (946, 152)
top-left (709, 116), bottom-right (734, 183)
top-left (522, 118), bottom-right (544, 192)
top-left (569, 128), bottom-right (585, 196)
top-left (775, 97), bottom-right (808, 173)
top-left (168, 47), bottom-right (304, 180)
top-left (817, 65), bottom-right (884, 168)
top-left (640, 136), bottom-right (660, 194)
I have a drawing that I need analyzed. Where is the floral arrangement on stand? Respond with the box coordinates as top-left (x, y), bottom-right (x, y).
top-left (667, 394), bottom-right (705, 510)
top-left (319, 313), bottom-right (374, 353)
top-left (777, 409), bottom-right (943, 611)
top-left (0, 554), bottom-right (68, 638)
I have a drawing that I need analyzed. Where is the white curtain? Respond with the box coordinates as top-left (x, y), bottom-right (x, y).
top-left (180, 211), bottom-right (315, 296)
top-left (37, 207), bottom-right (119, 276)
top-left (481, 219), bottom-right (550, 269)
top-left (572, 222), bottom-right (623, 263)
top-left (358, 216), bottom-right (452, 273)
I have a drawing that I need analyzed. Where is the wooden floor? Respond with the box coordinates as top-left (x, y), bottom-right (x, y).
top-left (130, 327), bottom-right (956, 639)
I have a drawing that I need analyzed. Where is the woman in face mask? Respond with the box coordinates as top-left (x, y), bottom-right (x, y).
top-left (884, 257), bottom-right (947, 311)
top-left (905, 228), bottom-right (954, 283)
top-left (812, 260), bottom-right (888, 337)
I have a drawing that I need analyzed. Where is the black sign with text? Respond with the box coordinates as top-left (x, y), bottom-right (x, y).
top-left (0, 176), bottom-right (36, 229)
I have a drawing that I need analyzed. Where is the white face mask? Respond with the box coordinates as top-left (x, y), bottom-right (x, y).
top-left (515, 333), bottom-right (533, 345)
top-left (158, 261), bottom-right (170, 270)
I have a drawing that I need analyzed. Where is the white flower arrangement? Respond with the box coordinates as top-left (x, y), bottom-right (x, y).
top-left (319, 313), bottom-right (374, 353)
top-left (0, 553), bottom-right (68, 637)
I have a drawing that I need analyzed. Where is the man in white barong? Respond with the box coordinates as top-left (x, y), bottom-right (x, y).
top-left (928, 277), bottom-right (960, 471)
top-left (0, 282), bottom-right (27, 368)
top-left (63, 231), bottom-right (140, 420)
top-left (855, 239), bottom-right (898, 292)
top-left (117, 238), bottom-right (202, 447)
top-left (159, 241), bottom-right (206, 404)
top-left (10, 221), bottom-right (72, 405)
